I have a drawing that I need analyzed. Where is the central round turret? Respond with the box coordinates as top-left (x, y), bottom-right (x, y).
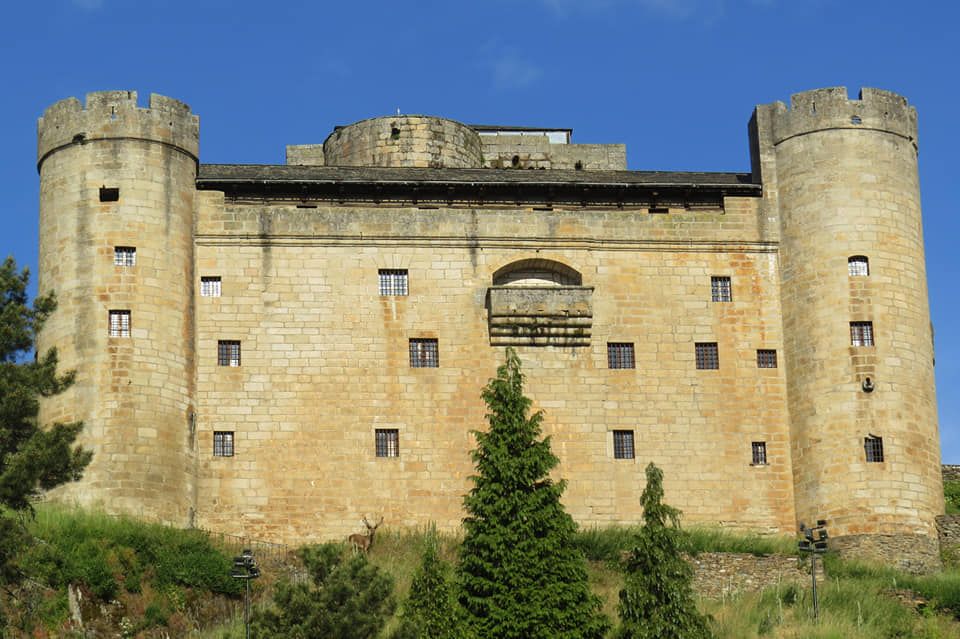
top-left (323, 115), bottom-right (482, 168)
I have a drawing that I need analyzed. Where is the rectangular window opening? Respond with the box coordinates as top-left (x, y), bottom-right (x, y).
top-left (865, 436), bottom-right (884, 463)
top-left (850, 321), bottom-right (875, 347)
top-left (409, 338), bottom-right (438, 368)
top-left (711, 276), bottom-right (732, 302)
top-left (114, 246), bottom-right (136, 267)
top-left (757, 349), bottom-right (778, 368)
top-left (108, 310), bottom-right (131, 337)
top-left (217, 340), bottom-right (241, 367)
top-left (695, 342), bottom-right (719, 370)
top-left (200, 276), bottom-right (222, 297)
top-left (751, 441), bottom-right (768, 465)
top-left (99, 187), bottom-right (120, 202)
top-left (848, 256), bottom-right (870, 277)
top-left (613, 430), bottom-right (635, 459)
top-left (607, 342), bottom-right (636, 369)
top-left (375, 429), bottom-right (399, 458)
top-left (213, 431), bottom-right (234, 457)
top-left (379, 269), bottom-right (409, 296)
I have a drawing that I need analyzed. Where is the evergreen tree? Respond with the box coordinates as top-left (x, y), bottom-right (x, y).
top-left (616, 463), bottom-right (712, 639)
top-left (458, 348), bottom-right (609, 639)
top-left (390, 527), bottom-right (465, 639)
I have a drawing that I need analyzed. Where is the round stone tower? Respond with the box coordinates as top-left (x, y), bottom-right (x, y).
top-left (323, 115), bottom-right (483, 168)
top-left (36, 91), bottom-right (199, 525)
top-left (755, 87), bottom-right (942, 571)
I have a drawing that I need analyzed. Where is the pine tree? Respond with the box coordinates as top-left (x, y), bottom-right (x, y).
top-left (616, 463), bottom-right (712, 639)
top-left (458, 348), bottom-right (609, 639)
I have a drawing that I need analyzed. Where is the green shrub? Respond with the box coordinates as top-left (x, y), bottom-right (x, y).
top-left (944, 481), bottom-right (960, 515)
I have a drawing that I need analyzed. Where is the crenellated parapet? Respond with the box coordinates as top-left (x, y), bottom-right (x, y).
top-left (37, 91), bottom-right (199, 169)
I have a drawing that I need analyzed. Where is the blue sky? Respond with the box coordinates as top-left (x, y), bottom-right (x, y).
top-left (2, 0), bottom-right (958, 459)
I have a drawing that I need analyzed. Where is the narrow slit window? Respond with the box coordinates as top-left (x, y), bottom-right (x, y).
top-left (108, 310), bottom-right (131, 337)
top-left (379, 269), bottom-right (409, 296)
top-left (200, 276), bottom-right (222, 297)
top-left (114, 246), bottom-right (136, 267)
top-left (613, 430), bottom-right (635, 459)
top-left (848, 256), bottom-right (870, 277)
top-left (751, 441), bottom-right (768, 465)
top-left (850, 321), bottom-right (875, 347)
top-left (409, 338), bottom-right (438, 368)
top-left (99, 187), bottom-right (120, 202)
top-left (864, 436), bottom-right (884, 463)
top-left (217, 340), bottom-right (241, 367)
top-left (213, 431), bottom-right (234, 457)
top-left (607, 343), bottom-right (636, 369)
top-left (711, 276), bottom-right (732, 302)
top-left (695, 342), bottom-right (719, 369)
top-left (757, 349), bottom-right (778, 368)
top-left (375, 429), bottom-right (399, 458)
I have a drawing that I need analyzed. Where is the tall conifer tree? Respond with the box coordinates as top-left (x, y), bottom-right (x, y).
top-left (458, 348), bottom-right (608, 639)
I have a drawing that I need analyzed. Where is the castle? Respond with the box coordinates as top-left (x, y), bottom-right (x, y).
top-left (35, 87), bottom-right (943, 571)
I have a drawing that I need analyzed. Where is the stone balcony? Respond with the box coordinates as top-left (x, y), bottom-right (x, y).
top-left (487, 286), bottom-right (594, 347)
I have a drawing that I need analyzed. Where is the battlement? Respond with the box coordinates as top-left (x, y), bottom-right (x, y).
top-left (37, 90), bottom-right (199, 169)
top-left (768, 86), bottom-right (918, 148)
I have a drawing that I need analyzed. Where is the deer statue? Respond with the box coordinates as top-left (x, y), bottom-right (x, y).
top-left (347, 515), bottom-right (384, 553)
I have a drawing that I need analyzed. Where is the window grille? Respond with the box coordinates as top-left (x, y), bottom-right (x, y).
top-left (607, 343), bottom-right (636, 369)
top-left (375, 429), bottom-right (399, 457)
top-left (114, 246), bottom-right (136, 267)
top-left (757, 349), bottom-right (778, 368)
top-left (848, 256), bottom-right (870, 277)
top-left (711, 276), bottom-right (732, 302)
top-left (218, 340), bottom-right (241, 367)
top-left (751, 441), bottom-right (768, 465)
top-left (409, 338), bottom-right (439, 368)
top-left (865, 436), bottom-right (884, 463)
top-left (695, 342), bottom-right (719, 369)
top-left (213, 431), bottom-right (234, 457)
top-left (108, 310), bottom-right (130, 337)
top-left (850, 321), bottom-right (875, 347)
top-left (200, 276), bottom-right (222, 297)
top-left (379, 269), bottom-right (409, 296)
top-left (613, 430), bottom-right (635, 459)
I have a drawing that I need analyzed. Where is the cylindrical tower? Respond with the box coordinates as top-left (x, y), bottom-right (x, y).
top-left (37, 91), bottom-right (199, 525)
top-left (756, 87), bottom-right (942, 571)
top-left (323, 115), bottom-right (483, 168)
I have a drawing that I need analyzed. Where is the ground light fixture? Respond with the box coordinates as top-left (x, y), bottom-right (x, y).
top-left (798, 520), bottom-right (828, 620)
top-left (231, 549), bottom-right (261, 639)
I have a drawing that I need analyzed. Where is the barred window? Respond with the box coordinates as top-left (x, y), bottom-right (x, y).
top-left (695, 342), bottom-right (719, 370)
top-left (218, 340), bottom-right (241, 367)
top-left (850, 321), bottom-right (874, 347)
top-left (613, 430), bottom-right (635, 459)
top-left (375, 429), bottom-right (399, 458)
top-left (607, 343), bottom-right (636, 369)
top-left (711, 276), bottom-right (732, 302)
top-left (409, 338), bottom-right (439, 368)
top-left (865, 436), bottom-right (884, 463)
top-left (757, 349), bottom-right (778, 368)
top-left (848, 256), bottom-right (870, 277)
top-left (751, 441), bottom-right (768, 465)
top-left (99, 186), bottom-right (119, 202)
top-left (200, 276), bottom-right (222, 297)
top-left (213, 431), bottom-right (234, 457)
top-left (379, 269), bottom-right (409, 296)
top-left (114, 246), bottom-right (136, 267)
top-left (108, 310), bottom-right (131, 337)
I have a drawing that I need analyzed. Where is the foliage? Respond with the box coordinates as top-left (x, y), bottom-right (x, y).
top-left (250, 542), bottom-right (395, 639)
top-left (389, 527), bottom-right (466, 639)
top-left (617, 463), bottom-right (712, 639)
top-left (944, 480), bottom-right (960, 515)
top-left (457, 348), bottom-right (609, 639)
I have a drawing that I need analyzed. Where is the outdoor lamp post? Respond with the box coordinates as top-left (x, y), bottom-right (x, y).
top-left (798, 520), bottom-right (828, 620)
top-left (231, 548), bottom-right (261, 639)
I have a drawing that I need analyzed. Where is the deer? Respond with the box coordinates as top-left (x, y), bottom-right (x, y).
top-left (347, 515), bottom-right (384, 553)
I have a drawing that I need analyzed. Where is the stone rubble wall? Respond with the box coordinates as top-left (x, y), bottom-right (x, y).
top-left (691, 553), bottom-right (813, 599)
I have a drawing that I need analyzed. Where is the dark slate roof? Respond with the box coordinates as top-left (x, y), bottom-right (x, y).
top-left (197, 164), bottom-right (760, 206)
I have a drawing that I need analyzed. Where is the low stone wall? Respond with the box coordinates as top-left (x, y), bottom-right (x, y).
top-left (829, 533), bottom-right (941, 574)
top-left (937, 515), bottom-right (960, 553)
top-left (691, 553), bottom-right (811, 599)
top-left (943, 465), bottom-right (960, 482)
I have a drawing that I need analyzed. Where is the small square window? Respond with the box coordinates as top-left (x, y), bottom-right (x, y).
top-left (695, 342), bottom-right (719, 370)
top-left (114, 246), bottom-right (136, 267)
top-left (375, 429), bottom-right (399, 458)
top-left (200, 276), bottom-right (222, 297)
top-left (108, 310), bottom-right (130, 337)
top-left (757, 349), bottom-right (778, 368)
top-left (848, 256), bottom-right (870, 277)
top-left (409, 338), bottom-right (438, 368)
top-left (751, 441), bottom-right (768, 465)
top-left (607, 343), bottom-right (636, 369)
top-left (213, 431), bottom-right (234, 457)
top-left (613, 430), bottom-right (635, 459)
top-left (711, 276), bottom-right (732, 302)
top-left (99, 187), bottom-right (120, 202)
top-left (865, 436), bottom-right (884, 463)
top-left (850, 321), bottom-right (874, 347)
top-left (379, 269), bottom-right (409, 296)
top-left (218, 340), bottom-right (241, 367)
